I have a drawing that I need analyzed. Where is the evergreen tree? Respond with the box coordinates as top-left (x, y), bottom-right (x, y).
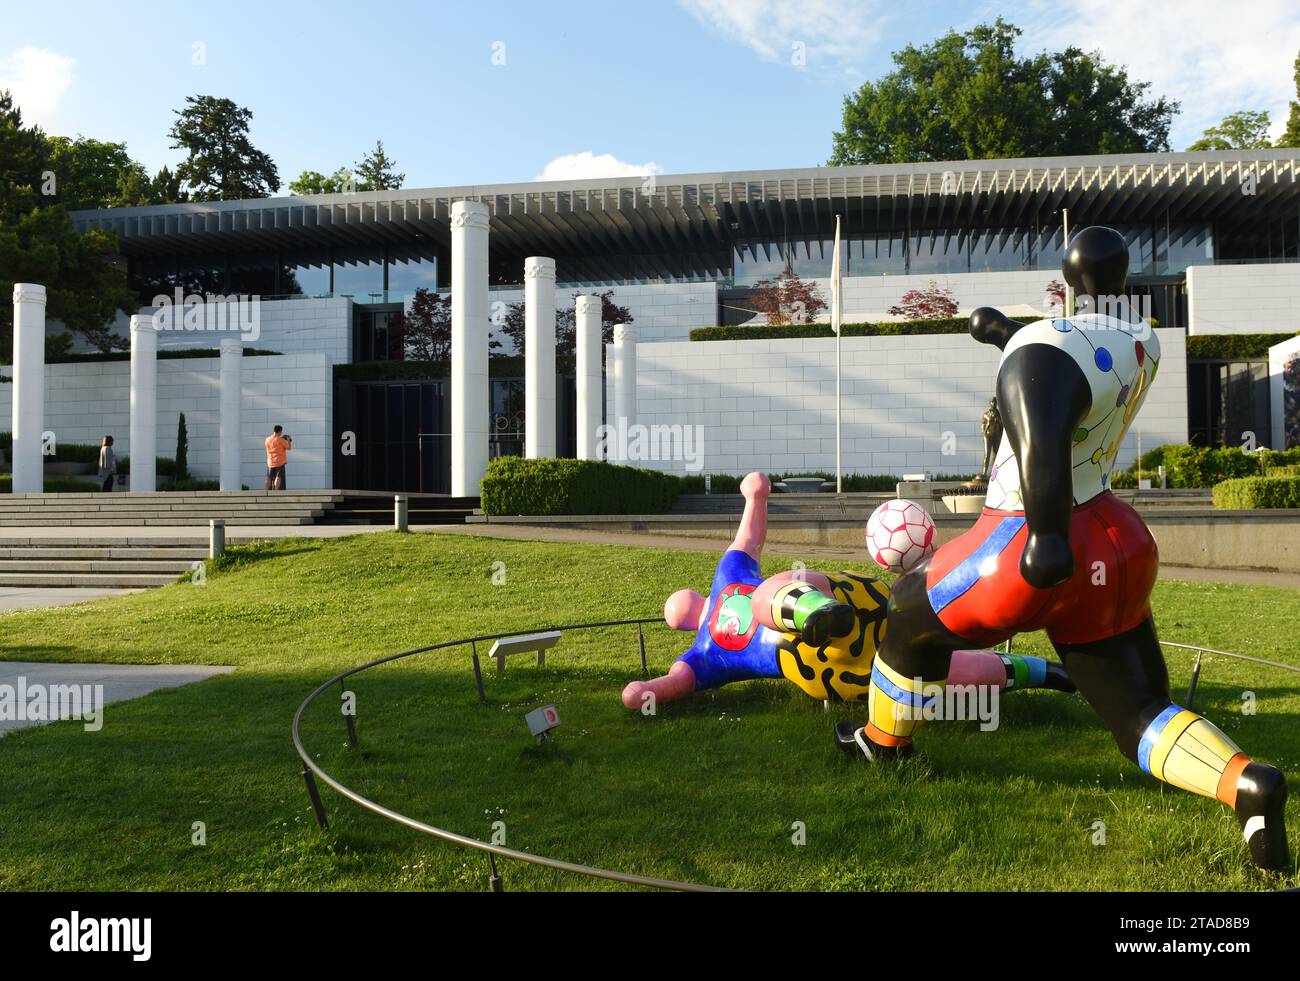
top-left (168, 95), bottom-right (280, 201)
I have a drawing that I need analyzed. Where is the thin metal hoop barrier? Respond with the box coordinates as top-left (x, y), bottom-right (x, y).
top-left (294, 625), bottom-right (1295, 892)
top-left (291, 616), bottom-right (731, 892)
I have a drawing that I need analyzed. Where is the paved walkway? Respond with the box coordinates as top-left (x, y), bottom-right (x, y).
top-left (0, 586), bottom-right (147, 612)
top-left (0, 662), bottom-right (234, 735)
top-left (2, 522), bottom-right (1297, 589)
top-left (414, 523), bottom-right (1300, 589)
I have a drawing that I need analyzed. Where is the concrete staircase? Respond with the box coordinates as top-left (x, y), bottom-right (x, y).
top-left (0, 542), bottom-right (208, 588)
top-left (0, 491), bottom-right (345, 527)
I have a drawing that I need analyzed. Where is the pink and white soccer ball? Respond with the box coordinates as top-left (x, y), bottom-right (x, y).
top-left (866, 499), bottom-right (936, 573)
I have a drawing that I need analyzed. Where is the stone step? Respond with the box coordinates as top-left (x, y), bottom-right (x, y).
top-left (0, 559), bottom-right (200, 573)
top-left (0, 547), bottom-right (208, 560)
top-left (0, 492), bottom-right (339, 501)
top-left (0, 572), bottom-right (181, 588)
top-left (0, 515), bottom-right (318, 527)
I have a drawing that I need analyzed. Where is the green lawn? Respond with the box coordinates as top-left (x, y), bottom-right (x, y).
top-left (0, 532), bottom-right (1296, 891)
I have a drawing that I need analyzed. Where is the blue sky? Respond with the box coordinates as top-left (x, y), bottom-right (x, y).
top-left (3, 0), bottom-right (1298, 191)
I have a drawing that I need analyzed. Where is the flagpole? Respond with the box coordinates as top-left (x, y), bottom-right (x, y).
top-left (833, 214), bottom-right (842, 495)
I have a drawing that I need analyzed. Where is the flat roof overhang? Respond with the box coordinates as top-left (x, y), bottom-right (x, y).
top-left (71, 151), bottom-right (1300, 279)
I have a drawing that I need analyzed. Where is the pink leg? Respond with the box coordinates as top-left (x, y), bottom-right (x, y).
top-left (949, 649), bottom-right (1009, 690)
top-left (751, 569), bottom-right (833, 633)
top-left (622, 661), bottom-right (697, 709)
top-left (730, 472), bottom-right (770, 561)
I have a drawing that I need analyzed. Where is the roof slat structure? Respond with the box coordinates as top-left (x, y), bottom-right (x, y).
top-left (71, 151), bottom-right (1300, 283)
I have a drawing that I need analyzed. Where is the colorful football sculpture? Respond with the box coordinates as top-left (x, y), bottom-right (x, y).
top-left (622, 472), bottom-right (1073, 710)
top-left (834, 225), bottom-right (1289, 871)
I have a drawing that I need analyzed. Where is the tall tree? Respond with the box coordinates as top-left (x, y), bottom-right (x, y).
top-left (168, 95), bottom-right (280, 201)
top-left (354, 140), bottom-right (404, 190)
top-left (44, 136), bottom-right (151, 209)
top-left (1187, 110), bottom-right (1273, 150)
top-left (0, 91), bottom-right (135, 358)
top-left (1278, 50), bottom-right (1300, 148)
top-left (0, 90), bottom-right (45, 225)
top-left (829, 19), bottom-right (1176, 164)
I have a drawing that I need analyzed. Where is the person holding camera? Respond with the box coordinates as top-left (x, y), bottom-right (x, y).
top-left (264, 425), bottom-right (292, 491)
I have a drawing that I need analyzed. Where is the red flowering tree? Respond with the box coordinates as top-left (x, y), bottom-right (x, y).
top-left (394, 288), bottom-right (504, 360)
top-left (1043, 279), bottom-right (1066, 314)
top-left (748, 271), bottom-right (827, 325)
top-left (887, 281), bottom-right (959, 319)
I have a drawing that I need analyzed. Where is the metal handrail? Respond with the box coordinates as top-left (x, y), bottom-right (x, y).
top-left (291, 616), bottom-right (730, 892)
top-left (293, 626), bottom-right (1297, 892)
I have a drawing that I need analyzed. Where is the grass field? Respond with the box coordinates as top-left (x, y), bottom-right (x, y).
top-left (0, 531), bottom-right (1296, 891)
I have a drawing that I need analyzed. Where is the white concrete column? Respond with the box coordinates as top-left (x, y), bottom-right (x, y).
top-left (450, 199), bottom-right (490, 497)
top-left (11, 283), bottom-right (46, 493)
top-left (574, 294), bottom-right (603, 460)
top-left (129, 313), bottom-right (159, 492)
top-left (524, 256), bottom-right (556, 458)
top-left (612, 324), bottom-right (637, 462)
top-left (219, 337), bottom-right (243, 491)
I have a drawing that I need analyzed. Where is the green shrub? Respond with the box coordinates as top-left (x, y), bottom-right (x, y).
top-left (1213, 476), bottom-right (1300, 509)
top-left (690, 318), bottom-right (970, 342)
top-left (479, 457), bottom-right (680, 515)
top-left (1187, 332), bottom-right (1300, 360)
top-left (0, 474), bottom-right (100, 493)
top-left (162, 478), bottom-right (220, 491)
top-left (117, 456), bottom-right (180, 478)
top-left (1109, 469), bottom-right (1137, 489)
top-left (677, 473), bottom-right (742, 494)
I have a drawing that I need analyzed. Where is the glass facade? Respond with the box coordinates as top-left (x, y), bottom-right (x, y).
top-left (126, 215), bottom-right (1239, 304)
top-left (283, 249), bottom-right (331, 297)
top-left (332, 249), bottom-right (385, 301)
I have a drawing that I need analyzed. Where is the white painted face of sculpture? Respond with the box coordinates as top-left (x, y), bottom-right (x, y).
top-left (984, 314), bottom-right (1161, 511)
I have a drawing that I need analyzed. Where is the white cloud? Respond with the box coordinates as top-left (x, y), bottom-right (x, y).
top-left (535, 151), bottom-right (663, 182)
top-left (1018, 0), bottom-right (1300, 147)
top-left (0, 47), bottom-right (76, 129)
top-left (678, 0), bottom-right (889, 72)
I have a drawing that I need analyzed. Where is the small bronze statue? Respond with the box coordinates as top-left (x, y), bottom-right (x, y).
top-left (980, 396), bottom-right (1003, 482)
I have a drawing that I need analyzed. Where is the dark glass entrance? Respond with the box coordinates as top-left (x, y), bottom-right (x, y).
top-left (333, 374), bottom-right (578, 491)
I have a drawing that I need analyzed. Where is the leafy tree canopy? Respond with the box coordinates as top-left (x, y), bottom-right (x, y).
top-left (829, 19), bottom-right (1177, 164)
top-left (1187, 110), bottom-right (1273, 150)
top-left (1278, 50), bottom-right (1300, 148)
top-left (0, 91), bottom-right (137, 357)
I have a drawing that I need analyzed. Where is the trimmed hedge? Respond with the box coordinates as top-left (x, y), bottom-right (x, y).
top-left (1187, 332), bottom-right (1300, 361)
top-left (690, 317), bottom-right (969, 342)
top-left (1117, 444), bottom-right (1300, 488)
top-left (479, 457), bottom-right (680, 515)
top-left (1213, 476), bottom-right (1300, 509)
top-left (0, 474), bottom-right (100, 493)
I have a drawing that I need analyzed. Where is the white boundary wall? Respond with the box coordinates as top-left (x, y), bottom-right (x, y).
top-left (801, 269), bottom-right (1060, 323)
top-left (0, 353), bottom-right (333, 489)
top-left (57, 297), bottom-right (354, 362)
top-left (1187, 264), bottom-right (1300, 336)
top-left (615, 328), bottom-right (1187, 476)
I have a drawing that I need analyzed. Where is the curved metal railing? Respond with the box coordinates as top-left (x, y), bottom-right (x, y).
top-left (293, 623), bottom-right (1298, 892)
top-left (291, 617), bottom-right (731, 892)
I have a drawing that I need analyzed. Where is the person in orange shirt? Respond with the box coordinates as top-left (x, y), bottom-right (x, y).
top-left (264, 425), bottom-right (292, 490)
